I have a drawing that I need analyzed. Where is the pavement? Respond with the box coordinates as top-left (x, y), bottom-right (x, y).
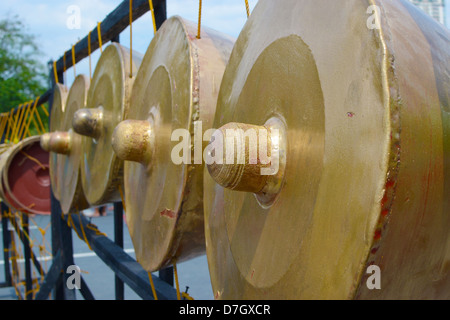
top-left (0, 206), bottom-right (214, 300)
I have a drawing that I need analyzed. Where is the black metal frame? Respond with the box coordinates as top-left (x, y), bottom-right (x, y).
top-left (2, 0), bottom-right (178, 300)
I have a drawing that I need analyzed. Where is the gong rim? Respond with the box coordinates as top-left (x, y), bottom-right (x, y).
top-left (204, 0), bottom-right (393, 299)
top-left (49, 83), bottom-right (68, 200)
top-left (80, 43), bottom-right (143, 205)
top-left (122, 16), bottom-right (234, 271)
top-left (59, 74), bottom-right (90, 214)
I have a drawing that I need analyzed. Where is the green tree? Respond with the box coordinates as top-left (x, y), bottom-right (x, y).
top-left (0, 15), bottom-right (48, 113)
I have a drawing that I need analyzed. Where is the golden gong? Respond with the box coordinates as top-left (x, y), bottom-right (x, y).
top-left (73, 43), bottom-right (143, 206)
top-left (48, 83), bottom-right (68, 200)
top-left (112, 16), bottom-right (234, 271)
top-left (204, 0), bottom-right (450, 299)
top-left (42, 75), bottom-right (90, 213)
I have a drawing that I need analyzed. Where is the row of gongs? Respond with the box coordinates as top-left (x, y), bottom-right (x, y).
top-left (43, 0), bottom-right (450, 299)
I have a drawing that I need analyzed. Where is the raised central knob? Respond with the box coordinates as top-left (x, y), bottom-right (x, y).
top-left (72, 107), bottom-right (104, 140)
top-left (112, 120), bottom-right (153, 164)
top-left (206, 117), bottom-right (286, 205)
top-left (40, 131), bottom-right (71, 155)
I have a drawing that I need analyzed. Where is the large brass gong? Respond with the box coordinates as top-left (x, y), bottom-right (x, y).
top-left (73, 43), bottom-right (143, 205)
top-left (48, 83), bottom-right (68, 200)
top-left (43, 75), bottom-right (90, 213)
top-left (112, 16), bottom-right (234, 271)
top-left (204, 0), bottom-right (450, 299)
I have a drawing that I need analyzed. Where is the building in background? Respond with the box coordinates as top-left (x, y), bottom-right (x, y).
top-left (408, 0), bottom-right (446, 25)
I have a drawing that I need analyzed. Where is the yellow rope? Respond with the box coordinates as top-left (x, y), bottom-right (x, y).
top-left (149, 0), bottom-right (157, 33)
top-left (63, 51), bottom-right (67, 84)
top-left (40, 103), bottom-right (49, 117)
top-left (9, 104), bottom-right (22, 142)
top-left (17, 102), bottom-right (31, 141)
top-left (30, 114), bottom-right (42, 136)
top-left (67, 212), bottom-right (93, 250)
top-left (12, 103), bottom-right (27, 143)
top-left (22, 97), bottom-right (40, 139)
top-left (20, 150), bottom-right (46, 170)
top-left (72, 44), bottom-right (77, 78)
top-left (16, 102), bottom-right (32, 140)
top-left (197, 0), bottom-right (202, 39)
top-left (129, 0), bottom-right (133, 79)
top-left (33, 104), bottom-right (46, 133)
top-left (118, 184), bottom-right (127, 213)
top-left (97, 22), bottom-right (103, 53)
top-left (88, 31), bottom-right (92, 80)
top-left (0, 115), bottom-right (8, 139)
top-left (86, 223), bottom-right (107, 237)
top-left (53, 61), bottom-right (58, 83)
top-left (147, 272), bottom-right (158, 300)
top-left (245, 0), bottom-right (250, 17)
top-left (5, 111), bottom-right (14, 142)
top-left (173, 262), bottom-right (181, 300)
top-left (76, 211), bottom-right (93, 251)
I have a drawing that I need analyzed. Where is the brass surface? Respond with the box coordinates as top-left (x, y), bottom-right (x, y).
top-left (204, 0), bottom-right (450, 299)
top-left (79, 43), bottom-right (143, 205)
top-left (58, 75), bottom-right (90, 214)
top-left (49, 83), bottom-right (68, 200)
top-left (116, 16), bottom-right (234, 271)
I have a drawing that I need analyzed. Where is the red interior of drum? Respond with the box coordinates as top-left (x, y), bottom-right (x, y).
top-left (6, 141), bottom-right (50, 215)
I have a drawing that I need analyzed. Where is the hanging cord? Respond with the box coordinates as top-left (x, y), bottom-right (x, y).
top-left (20, 150), bottom-right (46, 170)
top-left (11, 103), bottom-right (27, 143)
top-left (0, 115), bottom-right (8, 139)
top-left (97, 22), bottom-right (103, 53)
top-left (66, 211), bottom-right (93, 251)
top-left (4, 111), bottom-right (14, 142)
top-left (129, 0), bottom-right (133, 78)
top-left (245, 0), bottom-right (250, 18)
top-left (120, 183), bottom-right (158, 301)
top-left (22, 97), bottom-right (40, 139)
top-left (147, 272), bottom-right (158, 300)
top-left (148, 0), bottom-right (157, 33)
top-left (53, 61), bottom-right (58, 84)
top-left (197, 0), bottom-right (202, 39)
top-left (71, 44), bottom-right (77, 78)
top-left (88, 31), bottom-right (92, 80)
top-left (16, 102), bottom-right (32, 141)
top-left (118, 185), bottom-right (127, 213)
top-left (173, 262), bottom-right (181, 300)
top-left (8, 104), bottom-right (22, 143)
top-left (63, 51), bottom-right (67, 84)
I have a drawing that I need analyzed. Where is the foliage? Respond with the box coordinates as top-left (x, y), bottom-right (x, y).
top-left (0, 15), bottom-right (48, 113)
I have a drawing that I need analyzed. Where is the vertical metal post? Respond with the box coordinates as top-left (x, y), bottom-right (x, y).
top-left (113, 202), bottom-right (124, 300)
top-left (159, 267), bottom-right (174, 286)
top-left (1, 202), bottom-right (12, 287)
top-left (110, 33), bottom-right (124, 301)
top-left (49, 61), bottom-right (76, 300)
top-left (21, 212), bottom-right (32, 300)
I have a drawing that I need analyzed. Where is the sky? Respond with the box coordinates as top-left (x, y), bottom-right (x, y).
top-left (0, 0), bottom-right (449, 89)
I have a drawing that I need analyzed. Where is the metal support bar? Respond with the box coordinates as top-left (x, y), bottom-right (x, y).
top-left (67, 212), bottom-right (177, 300)
top-left (20, 213), bottom-right (33, 300)
top-left (7, 212), bottom-right (45, 277)
top-left (53, 0), bottom-right (167, 75)
top-left (34, 250), bottom-right (62, 300)
top-left (114, 202), bottom-right (124, 300)
top-left (159, 267), bottom-right (174, 286)
top-left (1, 203), bottom-right (12, 287)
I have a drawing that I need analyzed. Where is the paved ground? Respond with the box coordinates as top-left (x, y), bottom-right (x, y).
top-left (0, 207), bottom-right (214, 300)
